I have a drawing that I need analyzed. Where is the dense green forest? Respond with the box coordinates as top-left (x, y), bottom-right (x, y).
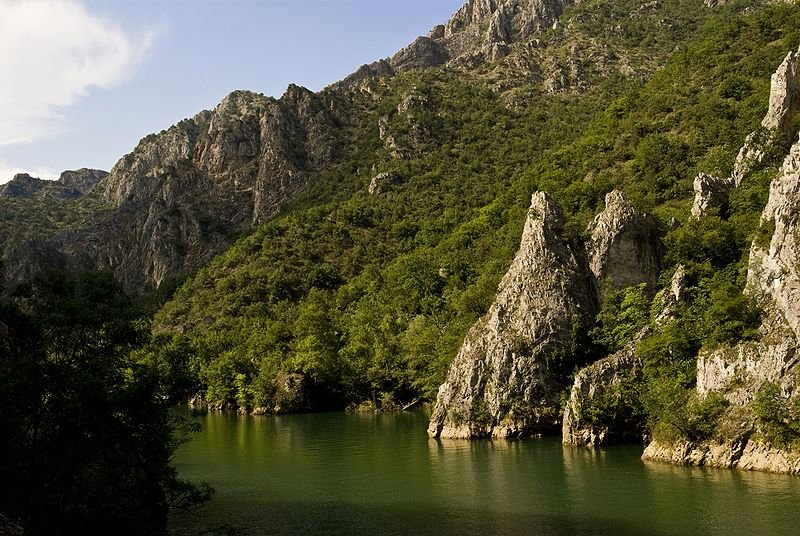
top-left (150, 0), bottom-right (800, 447)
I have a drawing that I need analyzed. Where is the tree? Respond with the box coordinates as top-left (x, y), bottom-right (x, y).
top-left (0, 271), bottom-right (210, 535)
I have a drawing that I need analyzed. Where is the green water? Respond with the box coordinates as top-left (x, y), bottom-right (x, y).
top-left (169, 410), bottom-right (799, 535)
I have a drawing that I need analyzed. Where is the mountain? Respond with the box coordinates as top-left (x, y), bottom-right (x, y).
top-left (4, 0), bottom-right (800, 475)
top-left (0, 0), bottom-right (704, 292)
top-left (0, 169), bottom-right (106, 200)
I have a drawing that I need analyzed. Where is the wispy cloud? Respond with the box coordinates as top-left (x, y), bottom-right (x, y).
top-left (0, 159), bottom-right (58, 184)
top-left (0, 0), bottom-right (158, 145)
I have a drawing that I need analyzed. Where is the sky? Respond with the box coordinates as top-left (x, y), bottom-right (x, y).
top-left (0, 0), bottom-right (464, 183)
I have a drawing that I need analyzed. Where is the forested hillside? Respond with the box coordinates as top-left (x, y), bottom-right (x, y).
top-left (149, 1), bottom-right (800, 419)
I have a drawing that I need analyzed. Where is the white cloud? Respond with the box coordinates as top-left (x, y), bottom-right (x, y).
top-left (0, 0), bottom-right (157, 145)
top-left (0, 159), bottom-right (58, 183)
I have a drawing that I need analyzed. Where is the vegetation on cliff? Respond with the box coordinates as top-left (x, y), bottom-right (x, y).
top-left (150, 1), bottom-right (800, 425)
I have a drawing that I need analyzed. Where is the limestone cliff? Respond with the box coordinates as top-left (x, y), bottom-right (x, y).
top-left (690, 173), bottom-right (731, 219)
top-left (563, 265), bottom-right (685, 448)
top-left (732, 45), bottom-right (800, 185)
top-left (427, 192), bottom-right (596, 438)
top-left (336, 0), bottom-right (572, 92)
top-left (3, 87), bottom-right (341, 292)
top-left (561, 342), bottom-right (644, 447)
top-left (747, 136), bottom-right (800, 340)
top-left (0, 169), bottom-right (107, 201)
top-left (643, 130), bottom-right (800, 475)
top-left (586, 190), bottom-right (662, 293)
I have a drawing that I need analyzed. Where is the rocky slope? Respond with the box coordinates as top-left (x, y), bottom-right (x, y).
top-left (555, 43), bottom-right (800, 474)
top-left (2, 87), bottom-right (342, 291)
top-left (0, 0), bottom-right (709, 293)
top-left (644, 134), bottom-right (800, 474)
top-left (640, 49), bottom-right (800, 474)
top-left (337, 0), bottom-right (572, 91)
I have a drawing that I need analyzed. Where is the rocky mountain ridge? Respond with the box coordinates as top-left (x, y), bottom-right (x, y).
top-left (0, 0), bottom-right (709, 292)
top-left (2, 86), bottom-right (343, 291)
top-left (337, 0), bottom-right (572, 91)
top-left (0, 169), bottom-right (107, 201)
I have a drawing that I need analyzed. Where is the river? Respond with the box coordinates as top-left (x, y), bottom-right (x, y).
top-left (169, 409), bottom-right (799, 535)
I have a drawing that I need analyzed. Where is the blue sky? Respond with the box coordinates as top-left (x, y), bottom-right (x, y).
top-left (0, 0), bottom-right (463, 182)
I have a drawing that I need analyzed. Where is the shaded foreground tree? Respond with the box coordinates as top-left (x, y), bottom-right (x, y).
top-left (0, 269), bottom-right (211, 535)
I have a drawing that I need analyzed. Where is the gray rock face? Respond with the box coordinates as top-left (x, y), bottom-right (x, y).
top-left (0, 169), bottom-right (107, 201)
top-left (368, 172), bottom-right (402, 195)
top-left (696, 334), bottom-right (798, 406)
top-left (336, 0), bottom-right (572, 91)
top-left (5, 87), bottom-right (341, 292)
top-left (0, 174), bottom-right (46, 198)
top-left (762, 46), bottom-right (800, 135)
top-left (586, 190), bottom-right (662, 292)
top-left (54, 169), bottom-right (108, 199)
top-left (427, 192), bottom-right (597, 439)
top-left (747, 136), bottom-right (800, 340)
top-left (562, 342), bottom-right (643, 446)
top-left (691, 173), bottom-right (732, 219)
top-left (442, 0), bottom-right (572, 67)
top-left (390, 37), bottom-right (450, 72)
top-left (732, 46), bottom-right (800, 185)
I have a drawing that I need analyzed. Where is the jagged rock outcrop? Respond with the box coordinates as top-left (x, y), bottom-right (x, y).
top-left (562, 342), bottom-right (644, 447)
top-left (1, 169), bottom-right (108, 201)
top-left (368, 172), bottom-right (403, 195)
top-left (3, 87), bottom-right (342, 292)
top-left (335, 0), bottom-right (572, 91)
top-left (0, 174), bottom-right (46, 198)
top-left (732, 46), bottom-right (800, 185)
top-left (747, 136), bottom-right (800, 339)
top-left (443, 0), bottom-right (570, 61)
top-left (691, 173), bottom-right (732, 218)
top-left (564, 265), bottom-right (686, 447)
top-left (427, 192), bottom-right (597, 439)
top-left (390, 37), bottom-right (449, 72)
top-left (56, 169), bottom-right (108, 198)
top-left (586, 190), bottom-right (662, 292)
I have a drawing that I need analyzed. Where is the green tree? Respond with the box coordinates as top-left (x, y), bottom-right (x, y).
top-left (0, 271), bottom-right (210, 535)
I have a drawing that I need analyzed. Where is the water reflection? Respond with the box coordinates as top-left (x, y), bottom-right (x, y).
top-left (170, 410), bottom-right (800, 536)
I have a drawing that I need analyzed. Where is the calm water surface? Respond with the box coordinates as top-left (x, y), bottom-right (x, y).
top-left (169, 410), bottom-right (799, 535)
